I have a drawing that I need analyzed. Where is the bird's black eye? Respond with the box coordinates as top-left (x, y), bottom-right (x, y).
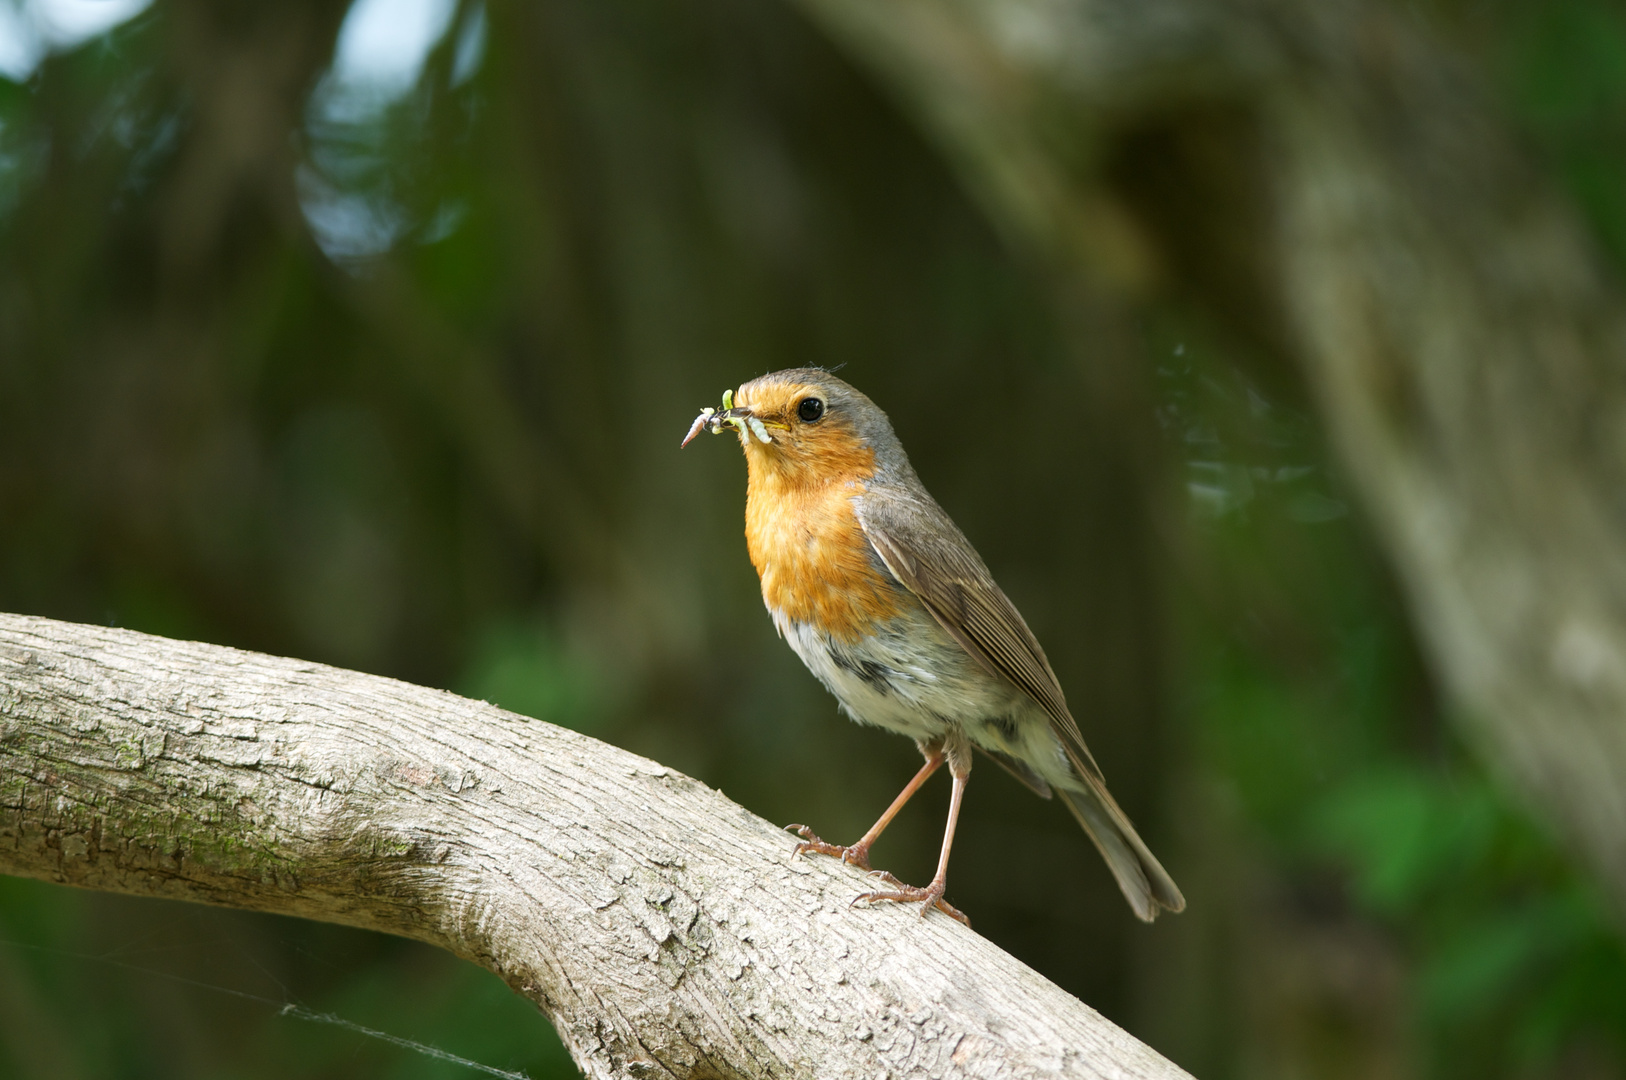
top-left (797, 397), bottom-right (825, 423)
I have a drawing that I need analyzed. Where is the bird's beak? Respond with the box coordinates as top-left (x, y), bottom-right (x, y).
top-left (681, 391), bottom-right (778, 448)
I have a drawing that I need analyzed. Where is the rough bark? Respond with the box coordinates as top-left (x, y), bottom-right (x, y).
top-left (788, 0), bottom-right (1626, 910)
top-left (0, 613), bottom-right (1190, 1080)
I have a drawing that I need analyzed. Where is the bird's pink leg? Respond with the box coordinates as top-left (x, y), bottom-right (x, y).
top-left (852, 762), bottom-right (971, 926)
top-left (789, 749), bottom-right (943, 872)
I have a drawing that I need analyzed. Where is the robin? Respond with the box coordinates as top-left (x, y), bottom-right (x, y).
top-left (683, 368), bottom-right (1184, 924)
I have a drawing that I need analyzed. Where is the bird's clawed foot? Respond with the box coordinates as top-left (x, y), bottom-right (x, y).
top-left (786, 824), bottom-right (873, 871)
top-left (852, 877), bottom-right (971, 927)
top-left (787, 824), bottom-right (967, 925)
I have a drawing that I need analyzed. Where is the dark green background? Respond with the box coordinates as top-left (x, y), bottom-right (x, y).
top-left (3, 1), bottom-right (1626, 1077)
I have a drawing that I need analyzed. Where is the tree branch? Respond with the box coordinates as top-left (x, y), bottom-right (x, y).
top-left (0, 613), bottom-right (1189, 1080)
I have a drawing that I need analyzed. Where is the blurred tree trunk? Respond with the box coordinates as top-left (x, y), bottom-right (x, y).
top-left (0, 613), bottom-right (1191, 1080)
top-left (789, 0), bottom-right (1626, 908)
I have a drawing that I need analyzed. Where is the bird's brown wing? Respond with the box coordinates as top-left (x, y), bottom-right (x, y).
top-left (856, 490), bottom-right (1185, 920)
top-left (854, 492), bottom-right (1104, 783)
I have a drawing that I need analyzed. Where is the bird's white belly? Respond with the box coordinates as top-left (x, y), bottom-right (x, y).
top-left (773, 606), bottom-right (1022, 742)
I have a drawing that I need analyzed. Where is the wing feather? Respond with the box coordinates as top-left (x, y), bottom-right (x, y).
top-left (857, 496), bottom-right (1103, 783)
top-left (856, 489), bottom-right (1185, 919)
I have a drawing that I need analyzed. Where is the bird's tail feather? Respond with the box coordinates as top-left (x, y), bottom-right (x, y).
top-left (1057, 779), bottom-right (1184, 922)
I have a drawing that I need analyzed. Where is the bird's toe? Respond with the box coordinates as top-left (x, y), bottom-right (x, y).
top-left (851, 879), bottom-right (969, 927)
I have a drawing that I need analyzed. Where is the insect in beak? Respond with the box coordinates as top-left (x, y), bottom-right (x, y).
top-left (681, 389), bottom-right (777, 447)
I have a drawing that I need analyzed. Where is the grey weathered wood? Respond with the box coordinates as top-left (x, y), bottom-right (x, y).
top-left (0, 613), bottom-right (1190, 1080)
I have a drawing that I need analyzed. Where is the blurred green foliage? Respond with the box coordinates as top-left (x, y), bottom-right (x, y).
top-left (1498, 0), bottom-right (1626, 268)
top-left (3, 0), bottom-right (1626, 1078)
top-left (1166, 304), bottom-right (1626, 1077)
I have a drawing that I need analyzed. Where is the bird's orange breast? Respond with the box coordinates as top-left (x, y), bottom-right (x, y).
top-left (743, 443), bottom-right (904, 643)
